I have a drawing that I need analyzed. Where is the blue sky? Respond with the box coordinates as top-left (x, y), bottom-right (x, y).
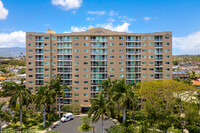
top-left (0, 0), bottom-right (200, 55)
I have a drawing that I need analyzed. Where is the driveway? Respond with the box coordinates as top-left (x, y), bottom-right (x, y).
top-left (52, 116), bottom-right (115, 133)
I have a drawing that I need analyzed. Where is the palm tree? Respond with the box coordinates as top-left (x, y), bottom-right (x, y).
top-left (34, 85), bottom-right (55, 127)
top-left (100, 77), bottom-right (113, 100)
top-left (48, 75), bottom-right (70, 118)
top-left (112, 78), bottom-right (136, 122)
top-left (9, 83), bottom-right (32, 130)
top-left (0, 102), bottom-right (12, 132)
top-left (88, 93), bottom-right (110, 133)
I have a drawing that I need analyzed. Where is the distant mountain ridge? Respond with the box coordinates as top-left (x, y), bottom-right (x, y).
top-left (0, 47), bottom-right (26, 57)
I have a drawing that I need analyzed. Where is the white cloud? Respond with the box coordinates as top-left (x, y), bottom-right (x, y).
top-left (109, 10), bottom-right (118, 16)
top-left (87, 11), bottom-right (105, 15)
top-left (0, 0), bottom-right (8, 20)
top-left (0, 31), bottom-right (25, 47)
top-left (96, 22), bottom-right (130, 32)
top-left (71, 11), bottom-right (76, 14)
top-left (70, 26), bottom-right (88, 32)
top-left (144, 17), bottom-right (151, 21)
top-left (86, 17), bottom-right (95, 21)
top-left (108, 18), bottom-right (115, 22)
top-left (51, 0), bottom-right (82, 10)
top-left (173, 31), bottom-right (200, 54)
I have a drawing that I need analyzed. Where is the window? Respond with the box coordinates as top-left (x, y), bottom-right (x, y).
top-left (29, 56), bottom-right (33, 58)
top-left (52, 68), bottom-right (56, 71)
top-left (165, 74), bottom-right (170, 77)
top-left (29, 75), bottom-right (33, 77)
top-left (84, 68), bottom-right (89, 71)
top-left (29, 37), bottom-right (33, 40)
top-left (84, 81), bottom-right (88, 83)
top-left (52, 50), bottom-right (56, 52)
top-left (119, 37), bottom-right (123, 39)
top-left (119, 49), bottom-right (124, 52)
top-left (149, 62), bottom-right (153, 65)
top-left (84, 62), bottom-right (88, 64)
top-left (142, 68), bottom-right (146, 70)
top-left (75, 75), bottom-right (79, 77)
top-left (29, 68), bottom-right (33, 71)
top-left (165, 36), bottom-right (170, 39)
top-left (29, 50), bottom-right (33, 52)
top-left (52, 56), bottom-right (56, 58)
top-left (52, 62), bottom-right (56, 65)
top-left (75, 62), bottom-right (79, 65)
top-left (142, 49), bottom-right (146, 52)
top-left (29, 62), bottom-right (33, 65)
top-left (52, 43), bottom-right (56, 46)
top-left (45, 43), bottom-right (49, 46)
top-left (149, 55), bottom-right (153, 59)
top-left (84, 50), bottom-right (88, 52)
top-left (84, 100), bottom-right (88, 102)
top-left (110, 75), bottom-right (114, 77)
top-left (84, 75), bottom-right (88, 77)
top-left (45, 37), bottom-right (49, 39)
top-left (110, 56), bottom-right (114, 58)
top-left (149, 74), bottom-right (153, 77)
top-left (84, 87), bottom-right (88, 90)
top-left (29, 87), bottom-right (33, 90)
top-left (74, 100), bottom-right (79, 102)
top-left (74, 43), bottom-right (79, 46)
top-left (75, 68), bottom-right (79, 71)
top-left (149, 36), bottom-right (153, 39)
top-left (110, 37), bottom-right (114, 40)
top-left (52, 74), bottom-right (56, 77)
top-left (74, 94), bottom-right (79, 96)
top-left (84, 43), bottom-right (88, 46)
top-left (149, 49), bottom-right (153, 52)
top-left (110, 49), bottom-right (114, 52)
top-left (74, 37), bottom-right (79, 40)
top-left (165, 55), bottom-right (170, 58)
top-left (74, 49), bottom-right (79, 52)
top-left (119, 62), bottom-right (124, 65)
top-left (119, 68), bottom-right (124, 71)
top-left (45, 75), bottom-right (49, 77)
top-left (149, 68), bottom-right (154, 71)
top-left (45, 62), bottom-right (49, 65)
top-left (120, 75), bottom-right (124, 77)
top-left (45, 56), bottom-right (49, 58)
top-left (143, 74), bottom-right (147, 77)
top-left (110, 62), bottom-right (114, 64)
top-left (165, 68), bottom-right (170, 71)
top-left (75, 56), bottom-right (79, 58)
top-left (84, 56), bottom-right (88, 58)
top-left (149, 43), bottom-right (153, 46)
top-left (142, 43), bottom-right (146, 46)
top-left (165, 49), bottom-right (170, 52)
top-left (165, 43), bottom-right (170, 46)
top-left (28, 43), bottom-right (33, 46)
top-left (165, 62), bottom-right (170, 64)
top-left (119, 43), bottom-right (124, 46)
top-left (45, 49), bottom-right (49, 52)
top-left (84, 94), bottom-right (88, 96)
top-left (110, 43), bottom-right (114, 46)
top-left (74, 81), bottom-right (79, 83)
top-left (142, 56), bottom-right (146, 59)
top-left (29, 81), bottom-right (33, 84)
top-left (110, 68), bottom-right (114, 71)
top-left (84, 37), bottom-right (88, 40)
top-left (74, 87), bottom-right (79, 90)
top-left (45, 68), bottom-right (49, 71)
top-left (142, 62), bottom-right (146, 64)
top-left (142, 37), bottom-right (146, 40)
top-left (119, 56), bottom-right (123, 58)
top-left (52, 37), bottom-right (56, 40)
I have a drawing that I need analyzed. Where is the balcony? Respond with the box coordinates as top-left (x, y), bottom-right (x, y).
top-left (35, 58), bottom-right (43, 61)
top-left (155, 58), bottom-right (163, 60)
top-left (155, 52), bottom-right (163, 54)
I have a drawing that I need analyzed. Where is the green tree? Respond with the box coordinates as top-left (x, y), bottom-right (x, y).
top-left (34, 85), bottom-right (55, 127)
top-left (0, 102), bottom-right (12, 132)
top-left (8, 80), bottom-right (32, 130)
top-left (88, 93), bottom-right (110, 133)
top-left (20, 68), bottom-right (26, 74)
top-left (48, 75), bottom-right (70, 118)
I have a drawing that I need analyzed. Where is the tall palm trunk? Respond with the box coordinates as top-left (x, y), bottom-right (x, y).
top-left (20, 106), bottom-right (22, 129)
top-left (122, 106), bottom-right (126, 122)
top-left (58, 96), bottom-right (61, 118)
top-left (102, 114), bottom-right (104, 133)
top-left (43, 104), bottom-right (46, 127)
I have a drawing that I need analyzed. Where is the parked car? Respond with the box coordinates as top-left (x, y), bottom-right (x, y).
top-left (61, 113), bottom-right (74, 122)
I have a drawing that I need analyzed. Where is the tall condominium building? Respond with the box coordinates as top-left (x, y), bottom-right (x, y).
top-left (26, 28), bottom-right (172, 112)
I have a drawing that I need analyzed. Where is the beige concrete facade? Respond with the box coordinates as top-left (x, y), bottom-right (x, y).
top-left (26, 28), bottom-right (172, 112)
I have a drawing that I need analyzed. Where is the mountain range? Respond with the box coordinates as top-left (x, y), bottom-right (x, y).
top-left (0, 47), bottom-right (26, 57)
